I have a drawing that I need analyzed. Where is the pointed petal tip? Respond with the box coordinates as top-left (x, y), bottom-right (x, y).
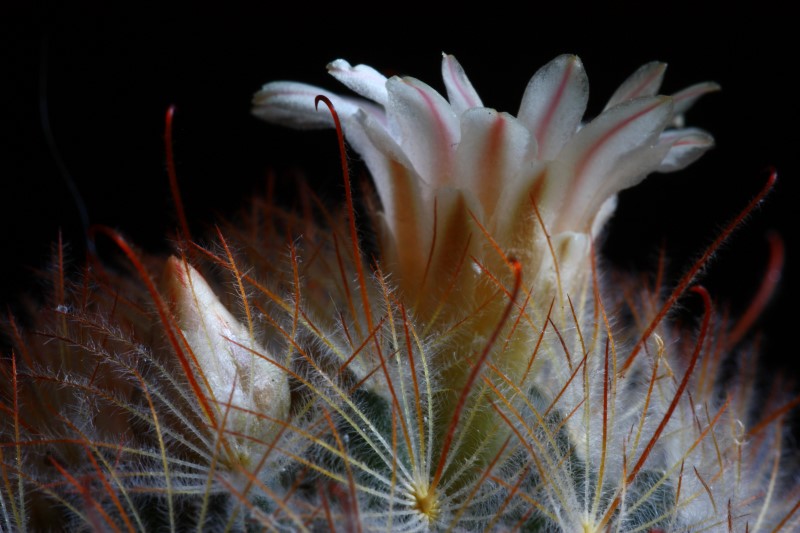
top-left (605, 61), bottom-right (670, 110)
top-left (326, 58), bottom-right (352, 71)
top-left (441, 53), bottom-right (483, 113)
top-left (657, 129), bottom-right (715, 172)
top-left (440, 51), bottom-right (461, 64)
top-left (683, 80), bottom-right (721, 95)
top-left (163, 256), bottom-right (222, 333)
top-left (669, 81), bottom-right (720, 125)
top-left (672, 81), bottom-right (721, 106)
top-left (645, 61), bottom-right (668, 74)
top-left (563, 54), bottom-right (583, 67)
top-left (326, 58), bottom-right (389, 105)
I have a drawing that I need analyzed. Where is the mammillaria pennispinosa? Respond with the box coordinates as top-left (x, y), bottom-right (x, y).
top-left (2, 53), bottom-right (798, 532)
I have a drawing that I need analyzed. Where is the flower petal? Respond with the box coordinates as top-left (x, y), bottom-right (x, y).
top-left (252, 81), bottom-right (354, 128)
top-left (494, 160), bottom-right (548, 249)
top-left (354, 112), bottom-right (435, 295)
top-left (551, 96), bottom-right (673, 232)
top-left (604, 61), bottom-right (667, 110)
top-left (656, 128), bottom-right (714, 172)
top-left (385, 76), bottom-right (460, 187)
top-left (327, 59), bottom-right (389, 106)
top-left (670, 81), bottom-right (721, 126)
top-left (590, 195), bottom-right (618, 239)
top-left (455, 108), bottom-right (530, 222)
top-left (518, 55), bottom-right (589, 160)
top-left (349, 109), bottom-right (425, 231)
top-left (441, 54), bottom-right (483, 115)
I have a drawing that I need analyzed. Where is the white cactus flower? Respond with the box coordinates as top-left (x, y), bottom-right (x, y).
top-left (249, 55), bottom-right (798, 531)
top-left (254, 54), bottom-right (717, 319)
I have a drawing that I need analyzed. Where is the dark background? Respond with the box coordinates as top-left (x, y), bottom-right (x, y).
top-left (2, 5), bottom-right (797, 381)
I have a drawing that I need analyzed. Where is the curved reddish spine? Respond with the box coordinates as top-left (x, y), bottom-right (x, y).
top-left (727, 232), bottom-right (784, 347)
top-left (165, 105), bottom-right (192, 245)
top-left (89, 227), bottom-right (220, 443)
top-left (314, 95), bottom-right (374, 335)
top-left (621, 169), bottom-right (777, 375)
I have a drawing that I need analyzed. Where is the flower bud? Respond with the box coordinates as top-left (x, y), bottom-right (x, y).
top-left (164, 256), bottom-right (289, 451)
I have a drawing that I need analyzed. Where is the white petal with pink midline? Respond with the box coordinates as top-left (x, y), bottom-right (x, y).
top-left (518, 55), bottom-right (589, 161)
top-left (349, 109), bottom-right (429, 239)
top-left (442, 54), bottom-right (483, 115)
top-left (656, 128), bottom-right (715, 172)
top-left (604, 62), bottom-right (667, 110)
top-left (352, 110), bottom-right (434, 281)
top-left (670, 81), bottom-right (721, 125)
top-left (386, 76), bottom-right (460, 188)
top-left (454, 108), bottom-right (531, 221)
top-left (551, 96), bottom-right (673, 232)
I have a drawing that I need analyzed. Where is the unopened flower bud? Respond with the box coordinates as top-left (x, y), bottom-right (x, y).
top-left (164, 256), bottom-right (289, 451)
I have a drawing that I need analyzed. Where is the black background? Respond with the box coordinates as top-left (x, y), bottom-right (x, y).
top-left (3, 5), bottom-right (797, 382)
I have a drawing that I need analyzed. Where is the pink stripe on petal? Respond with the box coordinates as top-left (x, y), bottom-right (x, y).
top-left (656, 128), bottom-right (714, 172)
top-left (604, 62), bottom-right (667, 110)
top-left (442, 54), bottom-right (483, 115)
top-left (518, 55), bottom-right (589, 161)
top-left (671, 81), bottom-right (721, 118)
top-left (572, 97), bottom-right (672, 186)
top-left (455, 108), bottom-right (529, 220)
top-left (386, 76), bottom-right (459, 187)
top-left (536, 61), bottom-right (574, 142)
top-left (550, 96), bottom-right (673, 232)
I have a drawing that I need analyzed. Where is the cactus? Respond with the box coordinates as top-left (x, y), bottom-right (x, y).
top-left (1, 54), bottom-right (797, 532)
